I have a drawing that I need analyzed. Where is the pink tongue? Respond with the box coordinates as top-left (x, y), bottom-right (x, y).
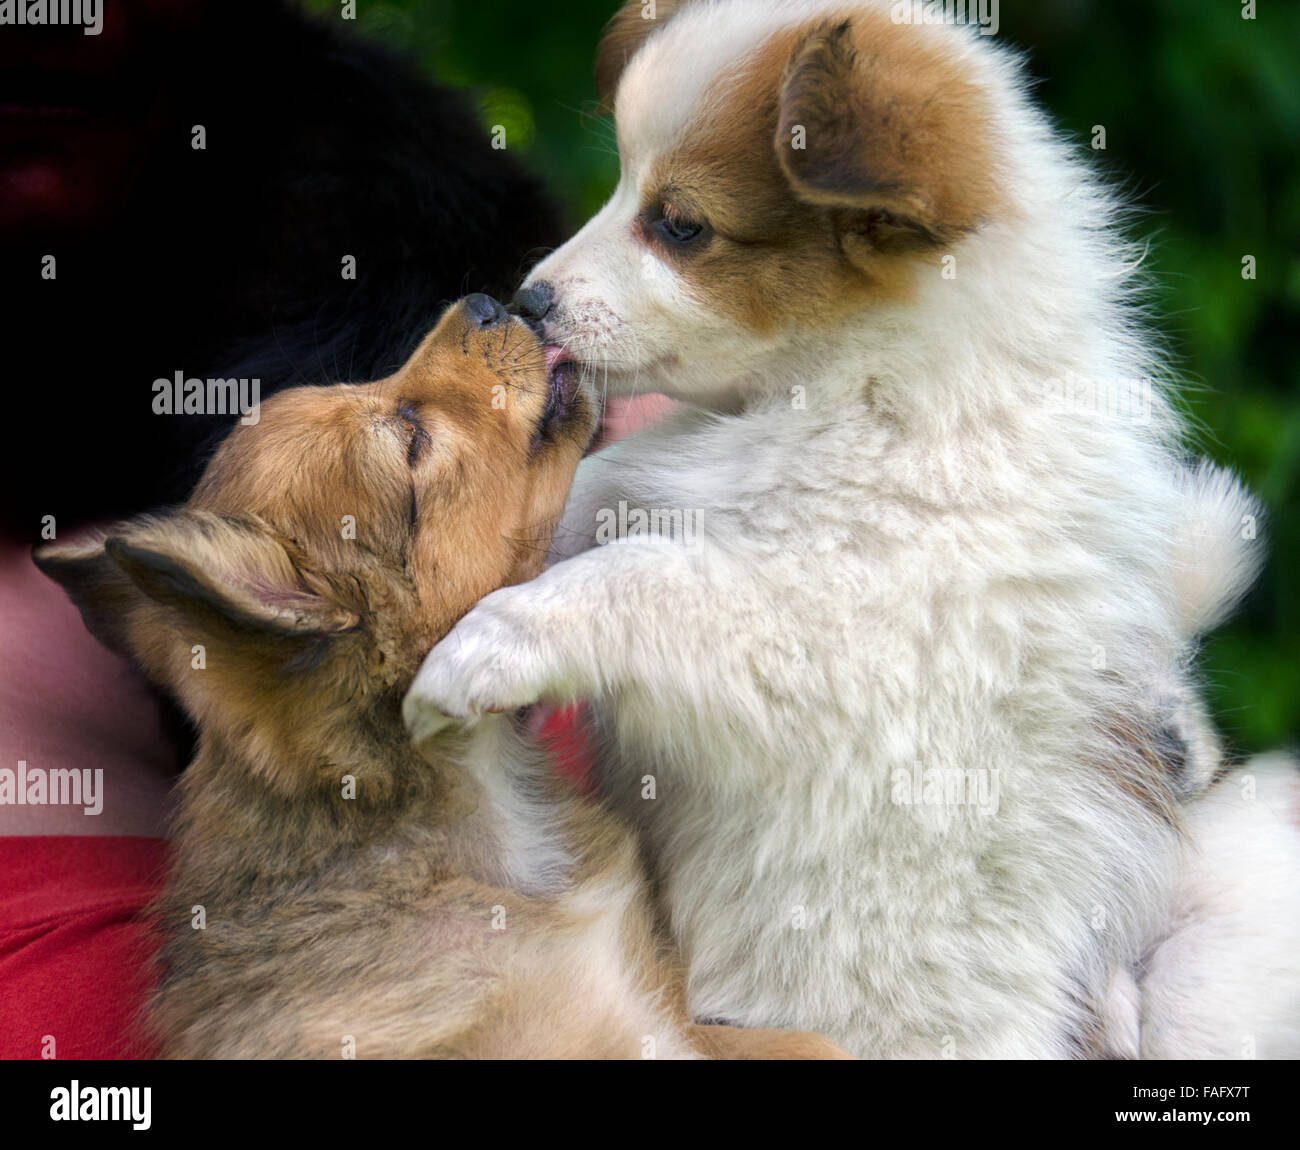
top-left (543, 345), bottom-right (569, 371)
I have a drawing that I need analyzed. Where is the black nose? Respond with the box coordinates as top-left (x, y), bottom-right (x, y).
top-left (463, 293), bottom-right (508, 327)
top-left (512, 281), bottom-right (554, 328)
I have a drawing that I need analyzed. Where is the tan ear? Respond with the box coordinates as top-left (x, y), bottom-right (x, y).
top-left (32, 532), bottom-right (138, 655)
top-left (775, 19), bottom-right (997, 256)
top-left (35, 511), bottom-right (359, 648)
top-left (594, 0), bottom-right (687, 113)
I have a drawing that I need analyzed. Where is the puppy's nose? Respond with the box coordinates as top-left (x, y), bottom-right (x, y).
top-left (512, 281), bottom-right (554, 330)
top-left (463, 293), bottom-right (509, 328)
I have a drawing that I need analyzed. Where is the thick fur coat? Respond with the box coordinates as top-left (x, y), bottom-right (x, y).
top-left (37, 298), bottom-right (847, 1060)
top-left (406, 0), bottom-right (1300, 1058)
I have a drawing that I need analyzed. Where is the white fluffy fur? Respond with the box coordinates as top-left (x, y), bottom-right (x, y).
top-left (406, 0), bottom-right (1297, 1057)
top-left (1141, 755), bottom-right (1300, 1059)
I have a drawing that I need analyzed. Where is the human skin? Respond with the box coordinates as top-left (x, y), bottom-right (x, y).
top-left (0, 535), bottom-right (177, 836)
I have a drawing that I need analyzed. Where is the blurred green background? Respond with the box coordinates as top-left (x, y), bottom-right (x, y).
top-left (303, 0), bottom-right (1298, 755)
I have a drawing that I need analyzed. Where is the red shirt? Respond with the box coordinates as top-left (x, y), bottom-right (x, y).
top-left (0, 835), bottom-right (167, 1059)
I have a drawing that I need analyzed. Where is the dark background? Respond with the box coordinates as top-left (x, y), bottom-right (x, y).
top-left (307, 0), bottom-right (1299, 754)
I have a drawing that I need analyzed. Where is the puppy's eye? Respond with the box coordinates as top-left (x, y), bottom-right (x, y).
top-left (653, 203), bottom-right (705, 247)
top-left (396, 401), bottom-right (430, 465)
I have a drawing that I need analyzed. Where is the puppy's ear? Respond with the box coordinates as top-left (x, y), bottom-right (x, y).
top-left (32, 531), bottom-right (139, 655)
top-left (35, 512), bottom-right (359, 653)
top-left (108, 513), bottom-right (360, 639)
top-left (775, 19), bottom-right (998, 260)
top-left (595, 0), bottom-right (687, 113)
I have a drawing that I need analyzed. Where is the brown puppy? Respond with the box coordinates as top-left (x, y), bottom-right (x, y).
top-left (35, 296), bottom-right (847, 1059)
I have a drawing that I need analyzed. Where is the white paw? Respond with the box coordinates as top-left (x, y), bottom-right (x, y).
top-left (402, 592), bottom-right (548, 744)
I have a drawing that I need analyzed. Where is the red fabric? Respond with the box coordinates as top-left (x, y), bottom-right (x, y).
top-left (0, 835), bottom-right (167, 1060)
top-left (538, 704), bottom-right (596, 792)
top-left (0, 716), bottom-right (592, 1062)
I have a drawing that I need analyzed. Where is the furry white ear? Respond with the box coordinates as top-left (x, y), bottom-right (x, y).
top-left (775, 19), bottom-right (998, 255)
top-left (34, 511), bottom-right (359, 648)
top-left (594, 0), bottom-right (688, 114)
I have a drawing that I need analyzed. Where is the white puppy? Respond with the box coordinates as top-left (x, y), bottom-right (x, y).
top-left (406, 0), bottom-right (1298, 1057)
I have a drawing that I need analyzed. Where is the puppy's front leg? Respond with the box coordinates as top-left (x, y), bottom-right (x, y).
top-left (403, 538), bottom-right (723, 740)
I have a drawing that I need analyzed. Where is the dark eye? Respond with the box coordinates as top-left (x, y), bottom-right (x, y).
top-left (396, 401), bottom-right (430, 465)
top-left (653, 205), bottom-right (705, 246)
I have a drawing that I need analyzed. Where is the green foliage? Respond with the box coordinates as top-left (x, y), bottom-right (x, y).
top-left (304, 0), bottom-right (1298, 752)
top-left (1015, 0), bottom-right (1300, 753)
top-left (303, 0), bottom-right (620, 223)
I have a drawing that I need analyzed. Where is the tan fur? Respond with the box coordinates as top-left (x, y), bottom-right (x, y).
top-left (35, 299), bottom-right (848, 1060)
top-left (773, 14), bottom-right (1002, 239)
top-left (607, 5), bottom-right (1005, 335)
